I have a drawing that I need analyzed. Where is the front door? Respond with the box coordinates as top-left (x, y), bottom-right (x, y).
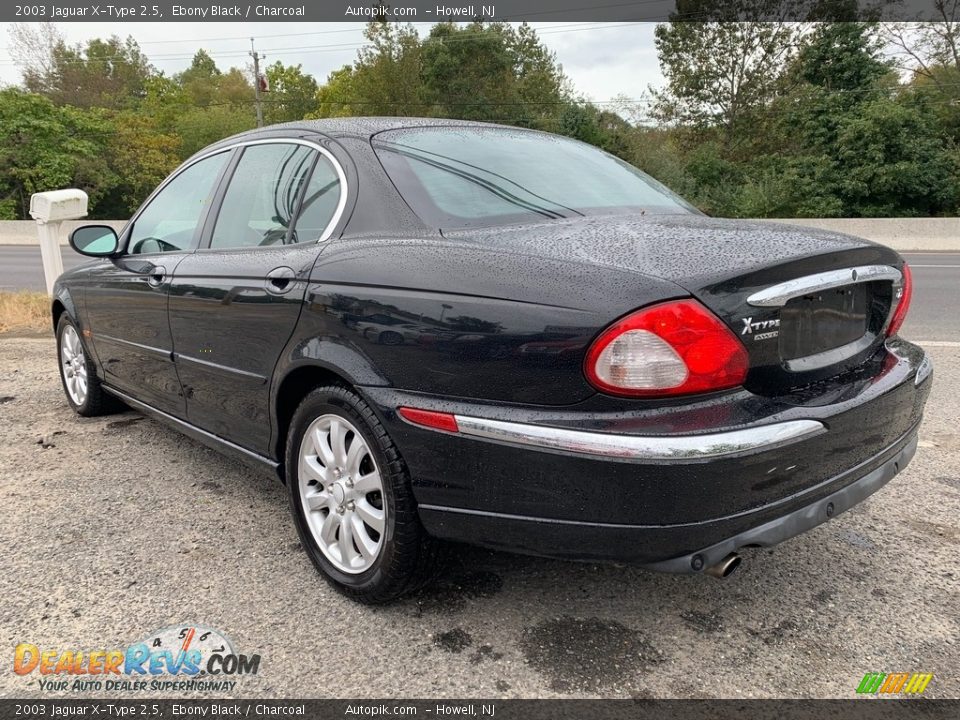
top-left (84, 150), bottom-right (232, 416)
top-left (168, 140), bottom-right (345, 454)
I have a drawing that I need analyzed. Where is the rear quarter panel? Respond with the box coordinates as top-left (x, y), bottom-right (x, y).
top-left (278, 236), bottom-right (687, 405)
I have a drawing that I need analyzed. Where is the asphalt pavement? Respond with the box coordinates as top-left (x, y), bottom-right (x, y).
top-left (0, 338), bottom-right (957, 699)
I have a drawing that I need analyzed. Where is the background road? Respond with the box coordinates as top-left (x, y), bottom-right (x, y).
top-left (2, 245), bottom-right (957, 342)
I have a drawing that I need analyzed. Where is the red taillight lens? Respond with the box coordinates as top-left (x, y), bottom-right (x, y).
top-left (886, 263), bottom-right (912, 337)
top-left (584, 299), bottom-right (749, 397)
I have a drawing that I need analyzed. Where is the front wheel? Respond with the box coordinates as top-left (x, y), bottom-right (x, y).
top-left (56, 315), bottom-right (120, 417)
top-left (286, 385), bottom-right (440, 603)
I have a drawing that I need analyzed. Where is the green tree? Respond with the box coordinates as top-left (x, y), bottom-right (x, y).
top-left (652, 2), bottom-right (802, 145)
top-left (312, 20), bottom-right (569, 125)
top-left (264, 61), bottom-right (320, 123)
top-left (312, 21), bottom-right (424, 117)
top-left (96, 111), bottom-right (180, 217)
top-left (18, 33), bottom-right (153, 110)
top-left (420, 22), bottom-right (568, 126)
top-left (0, 89), bottom-right (116, 219)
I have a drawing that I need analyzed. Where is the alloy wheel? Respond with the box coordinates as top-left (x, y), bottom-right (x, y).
top-left (298, 414), bottom-right (386, 574)
top-left (60, 325), bottom-right (88, 406)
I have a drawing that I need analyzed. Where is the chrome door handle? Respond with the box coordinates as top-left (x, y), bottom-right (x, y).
top-left (147, 266), bottom-right (166, 287)
top-left (265, 266), bottom-right (296, 295)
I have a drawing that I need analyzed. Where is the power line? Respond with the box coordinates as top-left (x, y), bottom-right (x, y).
top-left (0, 22), bottom-right (646, 66)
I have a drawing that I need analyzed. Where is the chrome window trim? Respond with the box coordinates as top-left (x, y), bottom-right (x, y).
top-left (123, 137), bottom-right (349, 251)
top-left (435, 415), bottom-right (827, 463)
top-left (747, 265), bottom-right (902, 308)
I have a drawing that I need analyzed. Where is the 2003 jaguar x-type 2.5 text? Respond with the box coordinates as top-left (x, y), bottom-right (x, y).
top-left (54, 119), bottom-right (931, 602)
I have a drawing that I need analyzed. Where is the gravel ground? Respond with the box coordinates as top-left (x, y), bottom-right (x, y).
top-left (0, 335), bottom-right (957, 700)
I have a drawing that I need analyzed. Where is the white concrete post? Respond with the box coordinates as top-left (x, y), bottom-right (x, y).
top-left (35, 220), bottom-right (65, 295)
top-left (29, 189), bottom-right (89, 295)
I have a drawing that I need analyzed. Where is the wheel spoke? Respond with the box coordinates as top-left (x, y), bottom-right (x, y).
top-left (351, 514), bottom-right (379, 560)
top-left (338, 513), bottom-right (357, 564)
top-left (353, 471), bottom-right (381, 495)
top-left (330, 419), bottom-right (348, 468)
top-left (304, 489), bottom-right (329, 512)
top-left (301, 455), bottom-right (331, 484)
top-left (355, 499), bottom-right (384, 533)
top-left (313, 427), bottom-right (335, 468)
top-left (319, 511), bottom-right (340, 544)
top-left (344, 435), bottom-right (365, 475)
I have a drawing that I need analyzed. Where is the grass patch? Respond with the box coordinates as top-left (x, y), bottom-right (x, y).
top-left (0, 291), bottom-right (51, 334)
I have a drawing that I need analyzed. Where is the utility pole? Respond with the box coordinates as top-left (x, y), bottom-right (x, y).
top-left (250, 38), bottom-right (264, 127)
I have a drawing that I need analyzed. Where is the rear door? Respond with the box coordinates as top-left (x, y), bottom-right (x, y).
top-left (83, 150), bottom-right (232, 416)
top-left (167, 139), bottom-right (346, 453)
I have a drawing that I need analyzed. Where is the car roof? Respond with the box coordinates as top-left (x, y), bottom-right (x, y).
top-left (221, 116), bottom-right (513, 143)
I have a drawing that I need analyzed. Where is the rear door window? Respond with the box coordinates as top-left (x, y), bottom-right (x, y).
top-left (210, 143), bottom-right (316, 249)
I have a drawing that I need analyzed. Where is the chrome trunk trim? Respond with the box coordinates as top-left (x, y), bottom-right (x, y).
top-left (747, 265), bottom-right (901, 308)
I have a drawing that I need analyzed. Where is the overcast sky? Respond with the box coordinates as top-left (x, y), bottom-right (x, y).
top-left (0, 21), bottom-right (665, 111)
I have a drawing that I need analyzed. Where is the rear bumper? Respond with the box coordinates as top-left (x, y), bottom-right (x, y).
top-left (645, 430), bottom-right (916, 572)
top-left (363, 338), bottom-right (932, 568)
top-left (415, 425), bottom-right (917, 569)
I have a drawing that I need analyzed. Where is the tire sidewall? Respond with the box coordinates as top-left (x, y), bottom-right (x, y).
top-left (286, 388), bottom-right (401, 593)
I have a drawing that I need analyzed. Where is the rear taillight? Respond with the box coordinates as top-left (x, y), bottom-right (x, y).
top-left (584, 299), bottom-right (749, 397)
top-left (886, 263), bottom-right (912, 337)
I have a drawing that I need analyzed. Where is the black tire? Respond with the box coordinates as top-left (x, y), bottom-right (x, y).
top-left (285, 384), bottom-right (441, 603)
top-left (56, 315), bottom-right (121, 417)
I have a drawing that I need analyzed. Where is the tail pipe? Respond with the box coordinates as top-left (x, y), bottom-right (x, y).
top-left (705, 552), bottom-right (742, 579)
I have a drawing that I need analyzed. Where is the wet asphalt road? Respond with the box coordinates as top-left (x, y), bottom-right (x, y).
top-left (0, 246), bottom-right (957, 700)
top-left (1, 246), bottom-right (957, 342)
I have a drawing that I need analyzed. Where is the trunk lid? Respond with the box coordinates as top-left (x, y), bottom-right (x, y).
top-left (445, 213), bottom-right (905, 394)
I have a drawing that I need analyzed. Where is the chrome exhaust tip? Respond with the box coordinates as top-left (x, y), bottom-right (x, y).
top-left (705, 552), bottom-right (742, 579)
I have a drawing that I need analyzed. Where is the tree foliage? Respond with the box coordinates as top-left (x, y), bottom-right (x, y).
top-left (1, 19), bottom-right (958, 221)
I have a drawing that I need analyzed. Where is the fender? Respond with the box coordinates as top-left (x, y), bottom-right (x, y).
top-left (267, 332), bottom-right (391, 467)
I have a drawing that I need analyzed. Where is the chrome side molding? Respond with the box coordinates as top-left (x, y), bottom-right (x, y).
top-left (915, 355), bottom-right (933, 386)
top-left (747, 265), bottom-right (901, 308)
top-left (453, 415), bottom-right (826, 463)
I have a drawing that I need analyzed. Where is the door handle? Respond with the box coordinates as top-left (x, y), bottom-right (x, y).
top-left (147, 266), bottom-right (166, 287)
top-left (265, 266), bottom-right (296, 295)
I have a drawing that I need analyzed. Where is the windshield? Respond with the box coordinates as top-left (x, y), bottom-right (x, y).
top-left (372, 126), bottom-right (696, 230)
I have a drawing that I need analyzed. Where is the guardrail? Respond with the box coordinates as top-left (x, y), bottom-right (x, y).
top-left (0, 218), bottom-right (956, 252)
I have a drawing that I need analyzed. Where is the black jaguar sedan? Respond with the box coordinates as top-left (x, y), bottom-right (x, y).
top-left (54, 118), bottom-right (932, 603)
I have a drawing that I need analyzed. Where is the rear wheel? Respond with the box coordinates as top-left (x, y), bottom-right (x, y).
top-left (286, 384), bottom-right (440, 603)
top-left (56, 315), bottom-right (119, 417)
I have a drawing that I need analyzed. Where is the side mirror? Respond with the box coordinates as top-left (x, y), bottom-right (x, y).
top-left (69, 225), bottom-right (119, 257)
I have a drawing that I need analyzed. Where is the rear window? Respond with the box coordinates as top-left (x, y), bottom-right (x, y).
top-left (372, 126), bottom-right (695, 229)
